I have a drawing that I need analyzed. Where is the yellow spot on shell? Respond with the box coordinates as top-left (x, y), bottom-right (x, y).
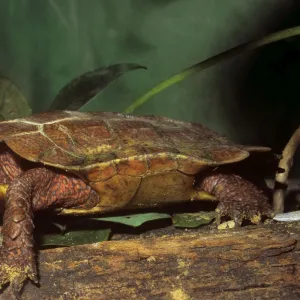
top-left (85, 144), bottom-right (113, 155)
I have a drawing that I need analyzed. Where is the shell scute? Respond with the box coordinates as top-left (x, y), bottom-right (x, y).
top-left (83, 163), bottom-right (117, 182)
top-left (42, 119), bottom-right (119, 156)
top-left (111, 119), bottom-right (163, 147)
top-left (116, 158), bottom-right (148, 176)
top-left (148, 154), bottom-right (178, 173)
top-left (178, 157), bottom-right (209, 175)
top-left (6, 132), bottom-right (53, 162)
top-left (90, 174), bottom-right (141, 209)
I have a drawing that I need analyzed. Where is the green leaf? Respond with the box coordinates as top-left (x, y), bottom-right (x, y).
top-left (124, 25), bottom-right (300, 113)
top-left (172, 212), bottom-right (215, 228)
top-left (50, 63), bottom-right (147, 111)
top-left (0, 77), bottom-right (32, 120)
top-left (40, 228), bottom-right (111, 247)
top-left (92, 212), bottom-right (171, 227)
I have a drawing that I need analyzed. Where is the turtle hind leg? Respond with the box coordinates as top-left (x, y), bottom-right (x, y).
top-left (195, 171), bottom-right (274, 226)
top-left (0, 167), bottom-right (99, 298)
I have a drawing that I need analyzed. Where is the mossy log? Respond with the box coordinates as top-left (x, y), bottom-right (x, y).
top-left (1, 223), bottom-right (300, 300)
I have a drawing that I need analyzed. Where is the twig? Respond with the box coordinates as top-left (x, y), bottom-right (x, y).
top-left (273, 127), bottom-right (300, 214)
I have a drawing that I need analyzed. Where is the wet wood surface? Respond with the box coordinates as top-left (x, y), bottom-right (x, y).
top-left (1, 222), bottom-right (300, 300)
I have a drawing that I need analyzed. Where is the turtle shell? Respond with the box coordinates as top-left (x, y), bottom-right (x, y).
top-left (0, 111), bottom-right (270, 212)
top-left (0, 110), bottom-right (264, 169)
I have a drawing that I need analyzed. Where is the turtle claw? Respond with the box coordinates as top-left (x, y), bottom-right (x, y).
top-left (249, 212), bottom-right (262, 225)
top-left (215, 199), bottom-right (272, 227)
top-left (233, 216), bottom-right (242, 227)
top-left (0, 249), bottom-right (37, 298)
top-left (0, 265), bottom-right (30, 299)
top-left (11, 277), bottom-right (25, 300)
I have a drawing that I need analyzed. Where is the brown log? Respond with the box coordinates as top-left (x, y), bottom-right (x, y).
top-left (1, 223), bottom-right (300, 300)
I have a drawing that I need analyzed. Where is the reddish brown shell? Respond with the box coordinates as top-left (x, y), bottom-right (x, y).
top-left (0, 110), bottom-right (268, 176)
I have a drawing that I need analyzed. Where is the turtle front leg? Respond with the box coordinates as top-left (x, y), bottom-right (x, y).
top-left (0, 167), bottom-right (99, 298)
top-left (195, 171), bottom-right (274, 226)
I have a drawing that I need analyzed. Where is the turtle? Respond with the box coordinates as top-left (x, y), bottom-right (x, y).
top-left (0, 110), bottom-right (273, 297)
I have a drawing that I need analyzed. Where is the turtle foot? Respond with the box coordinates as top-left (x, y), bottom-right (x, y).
top-left (215, 198), bottom-right (274, 227)
top-left (198, 172), bottom-right (274, 226)
top-left (0, 248), bottom-right (37, 299)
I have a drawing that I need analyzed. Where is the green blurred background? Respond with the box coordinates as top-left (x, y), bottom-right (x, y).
top-left (0, 0), bottom-right (300, 172)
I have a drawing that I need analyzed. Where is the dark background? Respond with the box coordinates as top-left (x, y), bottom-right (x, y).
top-left (0, 0), bottom-right (299, 175)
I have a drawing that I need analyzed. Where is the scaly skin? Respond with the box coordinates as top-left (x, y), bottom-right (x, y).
top-left (0, 146), bottom-right (24, 214)
top-left (0, 167), bottom-right (99, 299)
top-left (0, 145), bottom-right (23, 184)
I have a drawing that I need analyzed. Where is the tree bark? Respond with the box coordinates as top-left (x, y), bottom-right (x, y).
top-left (1, 223), bottom-right (300, 300)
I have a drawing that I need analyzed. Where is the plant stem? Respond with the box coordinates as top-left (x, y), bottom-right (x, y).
top-left (124, 26), bottom-right (300, 113)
